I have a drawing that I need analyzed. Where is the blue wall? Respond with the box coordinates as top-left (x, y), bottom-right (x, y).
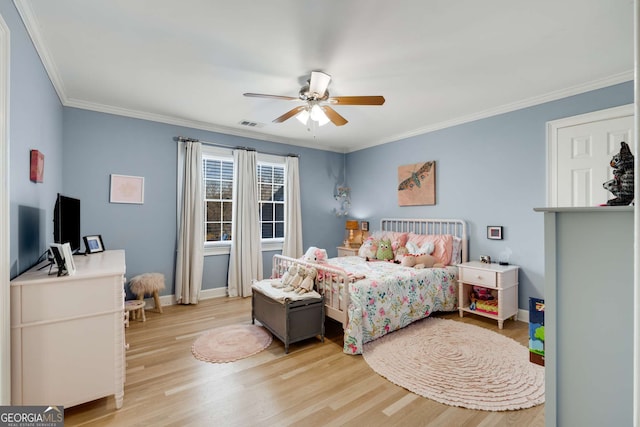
top-left (62, 108), bottom-right (346, 296)
top-left (347, 81), bottom-right (634, 309)
top-left (3, 1), bottom-right (64, 278)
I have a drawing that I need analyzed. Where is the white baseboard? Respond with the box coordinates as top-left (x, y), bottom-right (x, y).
top-left (518, 308), bottom-right (529, 323)
top-left (138, 289), bottom-right (531, 324)
top-left (138, 287), bottom-right (228, 309)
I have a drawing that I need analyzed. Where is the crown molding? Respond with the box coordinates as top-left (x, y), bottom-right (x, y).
top-left (14, 0), bottom-right (633, 154)
top-left (348, 70), bottom-right (634, 153)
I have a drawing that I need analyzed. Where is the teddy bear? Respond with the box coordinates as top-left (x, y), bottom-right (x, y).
top-left (604, 141), bottom-right (634, 206)
top-left (376, 239), bottom-right (394, 261)
top-left (401, 254), bottom-right (444, 269)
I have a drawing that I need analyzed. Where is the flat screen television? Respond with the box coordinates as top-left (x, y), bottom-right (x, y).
top-left (53, 193), bottom-right (81, 253)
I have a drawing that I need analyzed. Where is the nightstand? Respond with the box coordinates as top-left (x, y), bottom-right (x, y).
top-left (337, 246), bottom-right (360, 257)
top-left (458, 261), bottom-right (519, 329)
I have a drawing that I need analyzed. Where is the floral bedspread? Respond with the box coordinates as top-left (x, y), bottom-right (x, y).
top-left (326, 256), bottom-right (458, 355)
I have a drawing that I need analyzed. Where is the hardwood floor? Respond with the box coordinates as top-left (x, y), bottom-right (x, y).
top-left (64, 297), bottom-right (544, 426)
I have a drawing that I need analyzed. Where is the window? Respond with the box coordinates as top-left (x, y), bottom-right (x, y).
top-left (201, 147), bottom-right (286, 251)
top-left (258, 163), bottom-right (285, 240)
top-left (203, 156), bottom-right (233, 243)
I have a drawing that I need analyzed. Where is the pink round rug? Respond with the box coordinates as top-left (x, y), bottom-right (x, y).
top-left (363, 317), bottom-right (544, 411)
top-left (192, 324), bottom-right (272, 363)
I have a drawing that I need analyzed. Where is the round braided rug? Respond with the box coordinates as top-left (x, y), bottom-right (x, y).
top-left (363, 317), bottom-right (544, 411)
top-left (192, 324), bottom-right (272, 363)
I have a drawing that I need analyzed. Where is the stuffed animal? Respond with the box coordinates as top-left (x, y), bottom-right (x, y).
top-left (376, 239), bottom-right (394, 261)
top-left (279, 264), bottom-right (298, 289)
top-left (283, 265), bottom-right (306, 291)
top-left (401, 254), bottom-right (444, 269)
top-left (297, 267), bottom-right (317, 294)
top-left (394, 246), bottom-right (409, 262)
top-left (604, 141), bottom-right (634, 206)
top-left (358, 237), bottom-right (378, 259)
top-left (303, 246), bottom-right (328, 263)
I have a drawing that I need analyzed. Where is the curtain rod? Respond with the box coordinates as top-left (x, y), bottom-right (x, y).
top-left (174, 136), bottom-right (299, 158)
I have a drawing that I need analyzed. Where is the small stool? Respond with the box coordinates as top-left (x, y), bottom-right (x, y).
top-left (125, 300), bottom-right (146, 326)
top-left (129, 273), bottom-right (165, 313)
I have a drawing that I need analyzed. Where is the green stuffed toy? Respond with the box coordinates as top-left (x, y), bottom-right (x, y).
top-left (376, 239), bottom-right (394, 261)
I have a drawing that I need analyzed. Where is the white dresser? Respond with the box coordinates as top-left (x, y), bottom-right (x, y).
top-left (10, 250), bottom-right (126, 409)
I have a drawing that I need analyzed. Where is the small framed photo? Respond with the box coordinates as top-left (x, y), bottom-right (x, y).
top-left (487, 226), bottom-right (503, 240)
top-left (360, 221), bottom-right (369, 232)
top-left (49, 242), bottom-right (76, 276)
top-left (110, 174), bottom-right (145, 204)
top-left (83, 235), bottom-right (105, 254)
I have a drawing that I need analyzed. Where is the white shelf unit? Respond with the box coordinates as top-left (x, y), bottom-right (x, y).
top-left (457, 261), bottom-right (518, 329)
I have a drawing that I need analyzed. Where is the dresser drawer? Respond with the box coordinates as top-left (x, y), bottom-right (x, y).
top-left (460, 268), bottom-right (497, 288)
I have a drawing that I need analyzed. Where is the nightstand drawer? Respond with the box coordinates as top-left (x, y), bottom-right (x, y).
top-left (460, 268), bottom-right (497, 288)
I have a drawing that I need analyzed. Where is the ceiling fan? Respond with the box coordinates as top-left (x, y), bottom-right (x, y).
top-left (243, 71), bottom-right (385, 127)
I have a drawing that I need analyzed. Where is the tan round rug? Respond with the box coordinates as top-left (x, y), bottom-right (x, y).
top-left (363, 317), bottom-right (544, 411)
top-left (192, 324), bottom-right (272, 363)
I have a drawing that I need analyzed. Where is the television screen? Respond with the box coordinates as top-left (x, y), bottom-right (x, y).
top-left (53, 194), bottom-right (81, 253)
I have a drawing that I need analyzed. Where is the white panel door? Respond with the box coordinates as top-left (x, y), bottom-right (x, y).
top-left (548, 106), bottom-right (634, 207)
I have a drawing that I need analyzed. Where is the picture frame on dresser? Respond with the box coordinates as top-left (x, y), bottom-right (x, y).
top-left (50, 242), bottom-right (76, 276)
top-left (83, 234), bottom-right (105, 254)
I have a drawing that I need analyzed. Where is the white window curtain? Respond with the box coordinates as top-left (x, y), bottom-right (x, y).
top-left (228, 149), bottom-right (263, 297)
top-left (175, 141), bottom-right (204, 304)
top-left (282, 156), bottom-right (303, 258)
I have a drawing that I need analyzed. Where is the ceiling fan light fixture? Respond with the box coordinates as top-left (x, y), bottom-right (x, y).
top-left (310, 104), bottom-right (330, 126)
top-left (296, 108), bottom-right (310, 125)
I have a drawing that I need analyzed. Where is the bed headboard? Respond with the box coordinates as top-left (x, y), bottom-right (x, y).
top-left (380, 218), bottom-right (468, 263)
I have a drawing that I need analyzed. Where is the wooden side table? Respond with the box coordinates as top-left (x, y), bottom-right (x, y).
top-left (458, 261), bottom-right (519, 329)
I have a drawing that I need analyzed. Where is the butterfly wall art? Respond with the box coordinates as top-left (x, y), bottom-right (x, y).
top-left (397, 161), bottom-right (436, 206)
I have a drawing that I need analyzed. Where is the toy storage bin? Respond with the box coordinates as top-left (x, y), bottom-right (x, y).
top-left (251, 285), bottom-right (324, 354)
top-left (529, 297), bottom-right (545, 366)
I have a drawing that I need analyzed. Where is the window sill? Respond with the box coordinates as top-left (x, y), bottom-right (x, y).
top-left (204, 240), bottom-right (283, 257)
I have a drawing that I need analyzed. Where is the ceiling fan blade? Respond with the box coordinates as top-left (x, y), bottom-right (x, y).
top-left (273, 106), bottom-right (307, 123)
top-left (321, 106), bottom-right (348, 126)
top-left (328, 96), bottom-right (386, 106)
top-left (243, 93), bottom-right (297, 101)
top-left (308, 71), bottom-right (331, 98)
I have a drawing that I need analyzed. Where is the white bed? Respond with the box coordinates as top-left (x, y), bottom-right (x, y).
top-left (272, 218), bottom-right (468, 354)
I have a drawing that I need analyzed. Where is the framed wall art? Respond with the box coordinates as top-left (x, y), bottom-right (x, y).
top-left (30, 149), bottom-right (44, 183)
top-left (397, 161), bottom-right (436, 206)
top-left (487, 226), bottom-right (503, 240)
top-left (110, 174), bottom-right (145, 204)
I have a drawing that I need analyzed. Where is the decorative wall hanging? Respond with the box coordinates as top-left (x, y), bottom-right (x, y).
top-left (487, 226), bottom-right (503, 240)
top-left (333, 186), bottom-right (351, 216)
top-left (397, 161), bottom-right (436, 206)
top-left (30, 149), bottom-right (44, 183)
top-left (110, 174), bottom-right (145, 204)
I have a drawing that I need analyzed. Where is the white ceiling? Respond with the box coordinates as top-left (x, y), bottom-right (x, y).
top-left (15, 0), bottom-right (634, 153)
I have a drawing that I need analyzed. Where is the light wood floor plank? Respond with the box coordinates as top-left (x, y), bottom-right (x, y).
top-left (63, 297), bottom-right (544, 426)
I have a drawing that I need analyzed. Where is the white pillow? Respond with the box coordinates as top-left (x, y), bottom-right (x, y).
top-left (406, 241), bottom-right (434, 255)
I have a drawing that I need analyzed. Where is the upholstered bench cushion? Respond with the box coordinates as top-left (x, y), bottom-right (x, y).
top-left (251, 279), bottom-right (322, 303)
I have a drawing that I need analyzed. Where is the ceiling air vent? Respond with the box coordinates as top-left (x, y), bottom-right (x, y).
top-left (239, 120), bottom-right (265, 128)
